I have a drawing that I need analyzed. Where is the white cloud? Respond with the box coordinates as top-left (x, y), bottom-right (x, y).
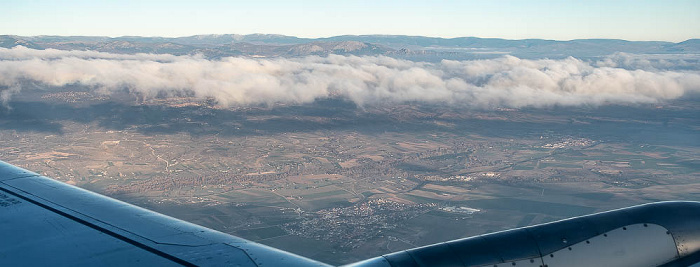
top-left (1, 46), bottom-right (698, 109)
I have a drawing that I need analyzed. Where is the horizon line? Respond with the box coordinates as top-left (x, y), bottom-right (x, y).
top-left (4, 33), bottom-right (697, 43)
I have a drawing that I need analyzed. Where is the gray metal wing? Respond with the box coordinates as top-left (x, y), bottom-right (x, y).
top-left (0, 160), bottom-right (330, 267)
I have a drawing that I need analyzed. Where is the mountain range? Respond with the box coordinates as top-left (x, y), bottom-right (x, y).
top-left (1, 34), bottom-right (698, 60)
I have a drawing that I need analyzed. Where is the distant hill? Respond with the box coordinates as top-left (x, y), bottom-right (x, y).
top-left (190, 41), bottom-right (393, 58)
top-left (174, 34), bottom-right (307, 46)
top-left (666, 39), bottom-right (700, 53)
top-left (0, 35), bottom-right (42, 49)
top-left (285, 41), bottom-right (391, 56)
top-left (1, 34), bottom-right (698, 60)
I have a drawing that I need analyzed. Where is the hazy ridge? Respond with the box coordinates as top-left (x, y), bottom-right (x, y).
top-left (1, 34), bottom-right (698, 59)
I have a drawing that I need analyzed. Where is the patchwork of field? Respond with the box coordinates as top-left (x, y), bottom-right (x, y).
top-left (0, 93), bottom-right (697, 265)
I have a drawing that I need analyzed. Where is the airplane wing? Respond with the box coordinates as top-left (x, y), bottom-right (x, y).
top-left (1, 159), bottom-right (699, 267)
top-left (0, 160), bottom-right (330, 266)
top-left (349, 201), bottom-right (700, 267)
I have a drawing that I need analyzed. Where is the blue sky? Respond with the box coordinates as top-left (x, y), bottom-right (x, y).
top-left (3, 0), bottom-right (699, 41)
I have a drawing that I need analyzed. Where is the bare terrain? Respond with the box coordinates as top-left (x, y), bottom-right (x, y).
top-left (1, 88), bottom-right (698, 264)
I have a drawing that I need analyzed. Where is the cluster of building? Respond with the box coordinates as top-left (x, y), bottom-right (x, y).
top-left (542, 138), bottom-right (595, 149)
top-left (283, 199), bottom-right (436, 249)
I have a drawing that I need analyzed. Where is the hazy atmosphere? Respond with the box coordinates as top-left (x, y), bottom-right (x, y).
top-left (3, 0), bottom-right (699, 41)
top-left (1, 1), bottom-right (699, 266)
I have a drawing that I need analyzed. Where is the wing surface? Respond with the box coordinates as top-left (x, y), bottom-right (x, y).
top-left (0, 160), bottom-right (329, 266)
top-left (347, 201), bottom-right (700, 267)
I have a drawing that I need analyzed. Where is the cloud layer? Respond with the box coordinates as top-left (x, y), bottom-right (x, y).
top-left (1, 46), bottom-right (698, 108)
